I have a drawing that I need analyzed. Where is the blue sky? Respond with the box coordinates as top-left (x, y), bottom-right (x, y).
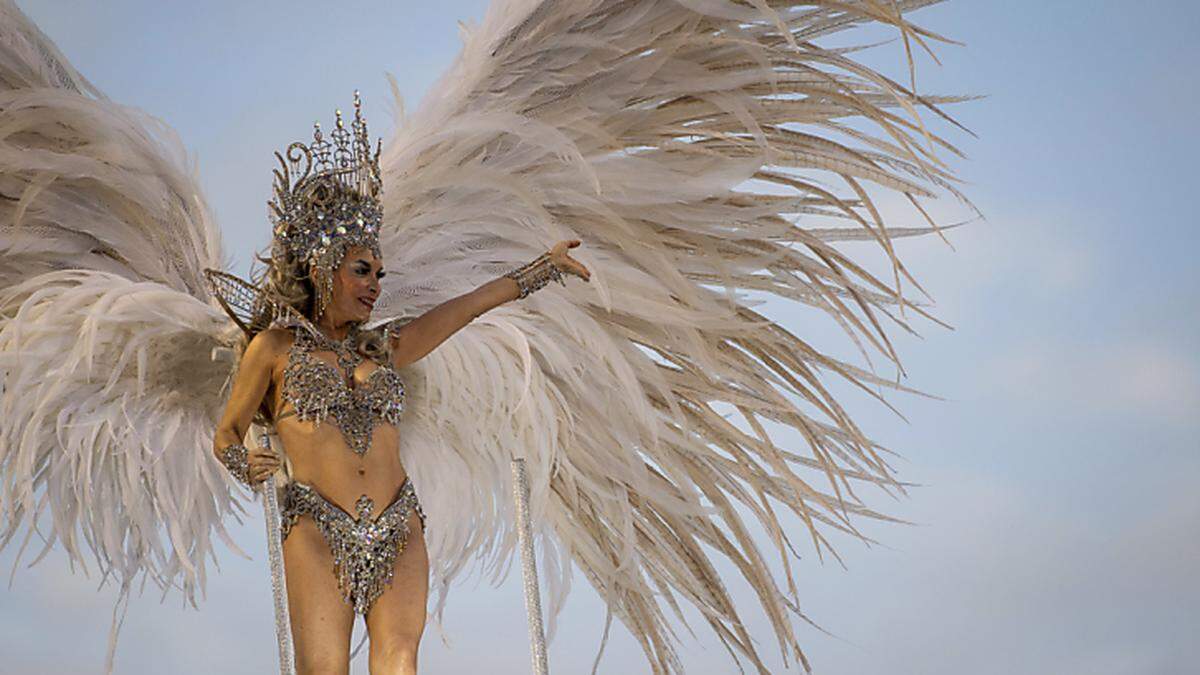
top-left (2, 1), bottom-right (1197, 674)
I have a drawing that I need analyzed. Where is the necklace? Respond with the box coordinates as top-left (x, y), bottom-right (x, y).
top-left (309, 323), bottom-right (364, 379)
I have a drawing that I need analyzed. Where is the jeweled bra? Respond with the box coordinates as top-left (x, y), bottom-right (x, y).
top-left (273, 315), bottom-right (405, 455)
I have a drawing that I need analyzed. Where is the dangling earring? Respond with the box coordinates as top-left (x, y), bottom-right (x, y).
top-left (310, 261), bottom-right (333, 321)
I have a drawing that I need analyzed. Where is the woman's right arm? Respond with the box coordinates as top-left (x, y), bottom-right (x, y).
top-left (213, 329), bottom-right (289, 485)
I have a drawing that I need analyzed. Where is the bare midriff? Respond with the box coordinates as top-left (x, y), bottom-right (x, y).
top-left (267, 344), bottom-right (409, 517)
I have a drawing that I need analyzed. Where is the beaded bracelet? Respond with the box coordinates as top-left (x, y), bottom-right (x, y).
top-left (505, 251), bottom-right (566, 299)
top-left (218, 443), bottom-right (253, 488)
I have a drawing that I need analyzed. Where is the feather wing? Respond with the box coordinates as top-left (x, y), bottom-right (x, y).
top-left (0, 0), bottom-right (239, 623)
top-left (0, 0), bottom-right (221, 294)
top-left (378, 1), bottom-right (978, 672)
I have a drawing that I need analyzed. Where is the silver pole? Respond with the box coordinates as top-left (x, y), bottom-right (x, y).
top-left (260, 432), bottom-right (295, 675)
top-left (511, 457), bottom-right (550, 675)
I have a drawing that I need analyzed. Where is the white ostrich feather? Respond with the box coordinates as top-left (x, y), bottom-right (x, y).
top-left (0, 1), bottom-right (239, 669)
top-left (0, 0), bottom-right (221, 294)
top-left (0, 0), bottom-right (980, 673)
top-left (0, 271), bottom-right (239, 595)
top-left (378, 1), bottom-right (977, 672)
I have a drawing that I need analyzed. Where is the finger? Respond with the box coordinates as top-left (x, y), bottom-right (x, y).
top-left (568, 239), bottom-right (580, 248)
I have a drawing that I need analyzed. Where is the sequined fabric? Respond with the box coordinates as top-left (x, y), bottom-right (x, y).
top-left (278, 319), bottom-right (405, 456)
top-left (280, 479), bottom-right (426, 615)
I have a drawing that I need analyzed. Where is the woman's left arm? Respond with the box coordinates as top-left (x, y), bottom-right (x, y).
top-left (388, 239), bottom-right (590, 369)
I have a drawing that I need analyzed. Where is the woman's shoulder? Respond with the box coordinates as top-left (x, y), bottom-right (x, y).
top-left (245, 327), bottom-right (295, 364)
top-left (254, 325), bottom-right (296, 345)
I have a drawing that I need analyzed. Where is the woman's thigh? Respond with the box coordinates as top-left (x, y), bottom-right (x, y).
top-left (365, 511), bottom-right (429, 661)
top-left (282, 517), bottom-right (356, 675)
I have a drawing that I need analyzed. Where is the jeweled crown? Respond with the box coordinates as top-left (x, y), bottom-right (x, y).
top-left (268, 91), bottom-right (383, 315)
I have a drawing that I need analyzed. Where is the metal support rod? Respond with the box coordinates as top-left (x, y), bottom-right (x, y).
top-left (260, 432), bottom-right (295, 675)
top-left (511, 458), bottom-right (550, 675)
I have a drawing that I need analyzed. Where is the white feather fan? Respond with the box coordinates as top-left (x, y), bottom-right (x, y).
top-left (0, 1), bottom-right (978, 673)
top-left (376, 1), bottom-right (978, 672)
top-left (0, 1), bottom-right (242, 669)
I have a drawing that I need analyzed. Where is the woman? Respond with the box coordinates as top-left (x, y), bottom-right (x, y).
top-left (210, 102), bottom-right (590, 674)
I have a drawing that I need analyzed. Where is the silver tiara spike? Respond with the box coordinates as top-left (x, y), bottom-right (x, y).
top-left (268, 91), bottom-right (383, 316)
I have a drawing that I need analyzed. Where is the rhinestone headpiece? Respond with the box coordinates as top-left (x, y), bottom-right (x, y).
top-left (269, 90), bottom-right (383, 317)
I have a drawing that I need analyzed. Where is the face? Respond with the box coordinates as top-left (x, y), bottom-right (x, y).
top-left (324, 245), bottom-right (384, 324)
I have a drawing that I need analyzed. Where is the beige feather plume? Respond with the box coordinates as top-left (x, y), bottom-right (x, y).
top-left (376, 1), bottom-right (979, 672)
top-left (0, 0), bottom-right (238, 644)
top-left (0, 0), bottom-right (979, 673)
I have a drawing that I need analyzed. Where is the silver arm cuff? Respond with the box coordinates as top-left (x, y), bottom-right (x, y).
top-left (218, 443), bottom-right (253, 487)
top-left (504, 251), bottom-right (566, 299)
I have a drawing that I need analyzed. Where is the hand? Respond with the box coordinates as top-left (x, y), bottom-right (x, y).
top-left (248, 445), bottom-right (283, 486)
top-left (548, 239), bottom-right (591, 281)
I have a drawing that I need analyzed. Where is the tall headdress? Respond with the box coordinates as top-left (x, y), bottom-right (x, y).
top-left (268, 90), bottom-right (383, 318)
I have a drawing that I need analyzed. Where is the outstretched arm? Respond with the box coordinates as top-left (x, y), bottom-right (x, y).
top-left (388, 240), bottom-right (590, 369)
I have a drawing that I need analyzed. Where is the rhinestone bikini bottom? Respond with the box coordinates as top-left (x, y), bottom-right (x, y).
top-left (280, 478), bottom-right (427, 615)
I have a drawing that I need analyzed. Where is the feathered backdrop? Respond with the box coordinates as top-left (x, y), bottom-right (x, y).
top-left (0, 0), bottom-right (238, 597)
top-left (0, 0), bottom-right (976, 673)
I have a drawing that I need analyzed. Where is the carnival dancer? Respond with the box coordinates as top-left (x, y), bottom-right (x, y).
top-left (210, 97), bottom-right (588, 673)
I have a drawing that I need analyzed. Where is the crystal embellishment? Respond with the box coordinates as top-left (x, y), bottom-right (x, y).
top-left (268, 90), bottom-right (385, 317)
top-left (280, 479), bottom-right (427, 615)
top-left (278, 317), bottom-right (405, 456)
